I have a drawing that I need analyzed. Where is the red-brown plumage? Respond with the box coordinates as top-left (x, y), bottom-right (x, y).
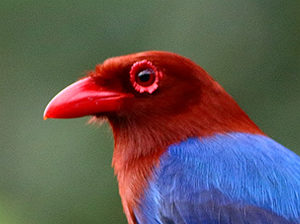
top-left (90, 51), bottom-right (263, 223)
top-left (44, 51), bottom-right (264, 224)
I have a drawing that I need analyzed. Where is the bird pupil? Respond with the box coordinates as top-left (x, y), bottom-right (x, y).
top-left (137, 69), bottom-right (152, 82)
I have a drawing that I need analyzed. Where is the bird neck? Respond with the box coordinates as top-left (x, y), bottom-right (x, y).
top-left (109, 85), bottom-right (263, 223)
top-left (111, 85), bottom-right (263, 169)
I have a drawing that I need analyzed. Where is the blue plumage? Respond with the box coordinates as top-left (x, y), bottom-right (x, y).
top-left (135, 133), bottom-right (300, 224)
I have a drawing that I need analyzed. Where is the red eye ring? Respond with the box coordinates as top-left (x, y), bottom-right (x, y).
top-left (130, 60), bottom-right (162, 94)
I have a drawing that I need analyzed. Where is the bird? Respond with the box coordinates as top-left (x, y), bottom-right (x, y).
top-left (44, 51), bottom-right (300, 224)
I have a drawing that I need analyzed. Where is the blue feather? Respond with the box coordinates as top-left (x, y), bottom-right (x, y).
top-left (134, 133), bottom-right (300, 224)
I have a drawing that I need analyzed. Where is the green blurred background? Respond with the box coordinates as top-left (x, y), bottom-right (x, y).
top-left (0, 0), bottom-right (299, 223)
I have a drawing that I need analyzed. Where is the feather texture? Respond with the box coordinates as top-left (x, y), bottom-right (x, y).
top-left (44, 51), bottom-right (300, 224)
top-left (135, 133), bottom-right (300, 223)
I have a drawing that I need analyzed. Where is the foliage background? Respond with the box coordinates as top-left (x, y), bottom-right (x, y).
top-left (0, 1), bottom-right (299, 223)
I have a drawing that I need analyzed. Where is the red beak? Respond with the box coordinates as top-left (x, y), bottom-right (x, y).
top-left (43, 77), bottom-right (132, 119)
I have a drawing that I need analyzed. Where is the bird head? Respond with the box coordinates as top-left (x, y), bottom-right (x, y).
top-left (44, 51), bottom-right (205, 122)
top-left (44, 50), bottom-right (264, 167)
top-left (44, 51), bottom-right (260, 141)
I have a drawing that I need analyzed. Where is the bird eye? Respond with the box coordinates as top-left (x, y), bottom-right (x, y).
top-left (130, 60), bottom-right (162, 94)
top-left (136, 69), bottom-right (155, 86)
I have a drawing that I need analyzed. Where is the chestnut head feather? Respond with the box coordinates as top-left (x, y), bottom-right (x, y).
top-left (44, 51), bottom-right (263, 223)
top-left (84, 51), bottom-right (261, 137)
top-left (44, 50), bottom-right (263, 166)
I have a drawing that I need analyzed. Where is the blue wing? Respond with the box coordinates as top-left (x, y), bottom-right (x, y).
top-left (134, 133), bottom-right (300, 224)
